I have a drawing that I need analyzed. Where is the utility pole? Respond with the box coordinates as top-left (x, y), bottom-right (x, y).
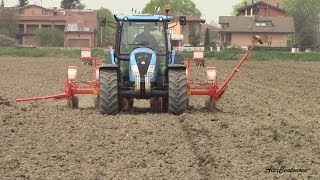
top-left (318, 14), bottom-right (320, 51)
top-left (101, 26), bottom-right (103, 45)
top-left (100, 17), bottom-right (106, 46)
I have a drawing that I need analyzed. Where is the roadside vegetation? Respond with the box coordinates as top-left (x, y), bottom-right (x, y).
top-left (0, 47), bottom-right (319, 61)
top-left (182, 49), bottom-right (320, 61)
top-left (0, 47), bottom-right (103, 58)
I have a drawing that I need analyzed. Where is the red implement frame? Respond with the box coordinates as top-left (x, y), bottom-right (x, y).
top-left (185, 35), bottom-right (263, 101)
top-left (0, 55), bottom-right (101, 104)
top-left (64, 57), bottom-right (101, 99)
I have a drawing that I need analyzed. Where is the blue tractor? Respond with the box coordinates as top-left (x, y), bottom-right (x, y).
top-left (99, 13), bottom-right (188, 115)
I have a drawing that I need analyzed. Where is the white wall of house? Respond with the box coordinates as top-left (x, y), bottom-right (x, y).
top-left (229, 32), bottom-right (289, 47)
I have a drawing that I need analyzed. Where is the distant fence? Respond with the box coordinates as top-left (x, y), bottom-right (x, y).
top-left (174, 46), bottom-right (205, 51)
top-left (248, 46), bottom-right (292, 52)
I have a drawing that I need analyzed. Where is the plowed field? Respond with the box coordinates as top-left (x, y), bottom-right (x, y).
top-left (1, 57), bottom-right (319, 179)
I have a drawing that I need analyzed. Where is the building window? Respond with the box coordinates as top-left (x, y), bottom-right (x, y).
top-left (32, 10), bottom-right (35, 15)
top-left (221, 23), bottom-right (229, 29)
top-left (42, 9), bottom-right (48, 15)
top-left (255, 21), bottom-right (272, 27)
top-left (19, 10), bottom-right (24, 15)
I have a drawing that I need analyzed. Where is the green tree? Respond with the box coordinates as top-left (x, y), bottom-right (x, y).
top-left (189, 26), bottom-right (200, 46)
top-left (232, 0), bottom-right (247, 15)
top-left (36, 27), bottom-right (64, 47)
top-left (0, 28), bottom-right (9, 35)
top-left (0, 8), bottom-right (18, 38)
top-left (232, 0), bottom-right (262, 15)
top-left (204, 28), bottom-right (210, 51)
top-left (1, 0), bottom-right (4, 7)
top-left (284, 0), bottom-right (320, 46)
top-left (60, 0), bottom-right (85, 9)
top-left (142, 0), bottom-right (201, 18)
top-left (17, 0), bottom-right (29, 7)
top-left (98, 7), bottom-right (116, 46)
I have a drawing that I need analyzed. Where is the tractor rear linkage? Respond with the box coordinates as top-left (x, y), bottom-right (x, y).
top-left (0, 36), bottom-right (263, 110)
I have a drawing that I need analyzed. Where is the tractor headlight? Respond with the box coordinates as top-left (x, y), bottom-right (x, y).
top-left (207, 67), bottom-right (216, 82)
top-left (68, 66), bottom-right (77, 81)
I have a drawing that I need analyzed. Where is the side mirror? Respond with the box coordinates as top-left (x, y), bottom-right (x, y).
top-left (179, 16), bottom-right (186, 26)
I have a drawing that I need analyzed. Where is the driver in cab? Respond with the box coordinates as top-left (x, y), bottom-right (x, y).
top-left (133, 25), bottom-right (159, 50)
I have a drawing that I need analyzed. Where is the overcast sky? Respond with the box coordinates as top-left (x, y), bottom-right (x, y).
top-left (5, 0), bottom-right (242, 23)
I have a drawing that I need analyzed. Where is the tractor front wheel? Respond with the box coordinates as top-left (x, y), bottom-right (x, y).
top-left (168, 69), bottom-right (187, 115)
top-left (99, 69), bottom-right (119, 115)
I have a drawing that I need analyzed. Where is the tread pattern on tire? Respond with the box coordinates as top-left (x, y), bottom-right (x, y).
top-left (168, 69), bottom-right (187, 115)
top-left (99, 69), bottom-right (119, 115)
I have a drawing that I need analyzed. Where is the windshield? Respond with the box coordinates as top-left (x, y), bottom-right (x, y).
top-left (120, 21), bottom-right (166, 54)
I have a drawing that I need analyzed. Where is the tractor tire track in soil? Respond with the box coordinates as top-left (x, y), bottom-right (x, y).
top-left (0, 57), bottom-right (319, 179)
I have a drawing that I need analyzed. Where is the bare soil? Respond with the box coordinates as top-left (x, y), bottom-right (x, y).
top-left (0, 57), bottom-right (319, 179)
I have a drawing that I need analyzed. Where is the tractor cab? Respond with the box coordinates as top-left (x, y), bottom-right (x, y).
top-left (116, 15), bottom-right (169, 55)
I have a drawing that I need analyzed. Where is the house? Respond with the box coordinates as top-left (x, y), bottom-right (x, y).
top-left (63, 9), bottom-right (98, 48)
top-left (219, 16), bottom-right (295, 47)
top-left (17, 5), bottom-right (66, 45)
top-left (219, 0), bottom-right (294, 47)
top-left (237, 0), bottom-right (285, 17)
top-left (169, 14), bottom-right (205, 47)
top-left (16, 4), bottom-right (98, 47)
top-left (201, 23), bottom-right (220, 45)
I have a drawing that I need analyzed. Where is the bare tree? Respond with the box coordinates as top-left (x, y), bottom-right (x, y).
top-left (0, 8), bottom-right (18, 38)
top-left (60, 0), bottom-right (85, 9)
top-left (18, 0), bottom-right (29, 7)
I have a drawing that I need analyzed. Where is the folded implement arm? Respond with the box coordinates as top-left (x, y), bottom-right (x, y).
top-left (185, 35), bottom-right (263, 103)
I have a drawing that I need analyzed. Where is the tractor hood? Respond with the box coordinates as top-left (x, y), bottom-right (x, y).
top-left (129, 47), bottom-right (157, 83)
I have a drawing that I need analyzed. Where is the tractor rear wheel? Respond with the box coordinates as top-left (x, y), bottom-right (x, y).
top-left (99, 69), bottom-right (119, 115)
top-left (168, 69), bottom-right (187, 115)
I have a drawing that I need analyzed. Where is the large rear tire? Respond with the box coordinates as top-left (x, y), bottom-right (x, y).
top-left (168, 69), bottom-right (187, 115)
top-left (99, 69), bottom-right (119, 115)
